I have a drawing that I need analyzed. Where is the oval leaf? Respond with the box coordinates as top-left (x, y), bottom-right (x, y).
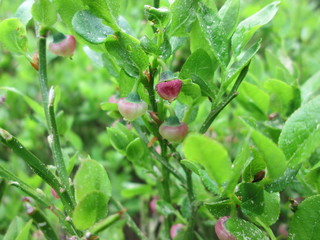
top-left (225, 217), bottom-right (269, 240)
top-left (0, 18), bottom-right (28, 55)
top-left (73, 191), bottom-right (108, 230)
top-left (289, 195), bottom-right (320, 240)
top-left (183, 134), bottom-right (232, 186)
top-left (74, 160), bottom-right (111, 202)
top-left (72, 10), bottom-right (113, 44)
top-left (278, 96), bottom-right (320, 167)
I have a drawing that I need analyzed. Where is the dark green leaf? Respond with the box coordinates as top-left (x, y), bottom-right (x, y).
top-left (180, 48), bottom-right (215, 83)
top-left (224, 41), bottom-right (260, 89)
top-left (242, 119), bottom-right (287, 182)
top-left (239, 183), bottom-right (264, 216)
top-left (265, 166), bottom-right (300, 192)
top-left (170, 0), bottom-right (198, 36)
top-left (205, 200), bottom-right (232, 219)
top-left (254, 191), bottom-right (280, 226)
top-left (72, 10), bottom-right (113, 44)
top-left (225, 218), bottom-right (269, 240)
top-left (278, 96), bottom-right (320, 167)
top-left (197, 3), bottom-right (229, 68)
top-left (105, 32), bottom-right (149, 78)
top-left (289, 195), bottom-right (320, 240)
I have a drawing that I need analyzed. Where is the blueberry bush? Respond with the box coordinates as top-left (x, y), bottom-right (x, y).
top-left (1, 0), bottom-right (320, 239)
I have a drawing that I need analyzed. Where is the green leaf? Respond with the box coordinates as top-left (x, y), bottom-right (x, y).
top-left (289, 195), bottom-right (320, 240)
top-left (72, 10), bottom-right (113, 44)
top-left (224, 41), bottom-right (260, 89)
top-left (254, 191), bottom-right (280, 226)
top-left (183, 134), bottom-right (232, 187)
top-left (180, 48), bottom-right (215, 83)
top-left (155, 200), bottom-right (176, 217)
top-left (121, 182), bottom-right (152, 198)
top-left (264, 79), bottom-right (296, 116)
top-left (0, 165), bottom-right (50, 207)
top-left (239, 183), bottom-right (264, 216)
top-left (100, 102), bottom-right (118, 111)
top-left (31, 0), bottom-right (57, 26)
top-left (231, 1), bottom-right (280, 55)
top-left (190, 75), bottom-right (215, 98)
top-left (301, 70), bottom-right (320, 103)
top-left (170, 0), bottom-right (198, 36)
top-left (197, 3), bottom-right (229, 68)
top-left (178, 80), bottom-right (202, 105)
top-left (0, 87), bottom-right (44, 122)
top-left (105, 32), bottom-right (149, 78)
top-left (0, 18), bottom-right (28, 55)
top-left (237, 81), bottom-right (270, 118)
top-left (4, 217), bottom-right (24, 240)
top-left (181, 160), bottom-right (220, 194)
top-left (242, 147), bottom-right (266, 183)
top-left (74, 160), bottom-right (111, 203)
top-left (223, 141), bottom-right (251, 196)
top-left (15, 0), bottom-right (33, 25)
top-left (140, 36), bottom-right (159, 55)
top-left (243, 120), bottom-right (287, 182)
top-left (16, 220), bottom-right (32, 240)
top-left (218, 0), bottom-right (240, 38)
top-left (278, 96), bottom-right (320, 167)
top-left (205, 199), bottom-right (232, 219)
top-left (81, 0), bottom-right (119, 29)
top-left (73, 191), bottom-right (108, 230)
top-left (225, 218), bottom-right (269, 240)
top-left (265, 166), bottom-right (300, 192)
top-left (126, 139), bottom-right (145, 160)
top-left (107, 127), bottom-right (130, 153)
top-left (53, 0), bottom-right (85, 29)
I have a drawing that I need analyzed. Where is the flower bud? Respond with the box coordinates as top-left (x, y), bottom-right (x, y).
top-left (49, 34), bottom-right (76, 57)
top-left (117, 93), bottom-right (147, 121)
top-left (156, 79), bottom-right (182, 102)
top-left (215, 216), bottom-right (236, 240)
top-left (149, 196), bottom-right (159, 213)
top-left (51, 188), bottom-right (60, 199)
top-left (159, 117), bottom-right (188, 142)
top-left (170, 224), bottom-right (185, 239)
top-left (30, 52), bottom-right (39, 71)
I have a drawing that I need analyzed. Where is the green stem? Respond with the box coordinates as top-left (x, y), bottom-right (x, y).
top-left (154, 0), bottom-right (160, 8)
top-left (111, 197), bottom-right (148, 240)
top-left (199, 63), bottom-right (250, 134)
top-left (147, 66), bottom-right (158, 112)
top-left (184, 167), bottom-right (196, 240)
top-left (38, 31), bottom-right (73, 204)
top-left (132, 122), bottom-right (187, 185)
top-left (0, 129), bottom-right (74, 214)
top-left (27, 206), bottom-right (59, 240)
top-left (160, 140), bottom-right (172, 238)
top-left (255, 218), bottom-right (277, 240)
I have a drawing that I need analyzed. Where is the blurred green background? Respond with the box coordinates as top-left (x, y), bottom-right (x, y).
top-left (1, 0), bottom-right (320, 238)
